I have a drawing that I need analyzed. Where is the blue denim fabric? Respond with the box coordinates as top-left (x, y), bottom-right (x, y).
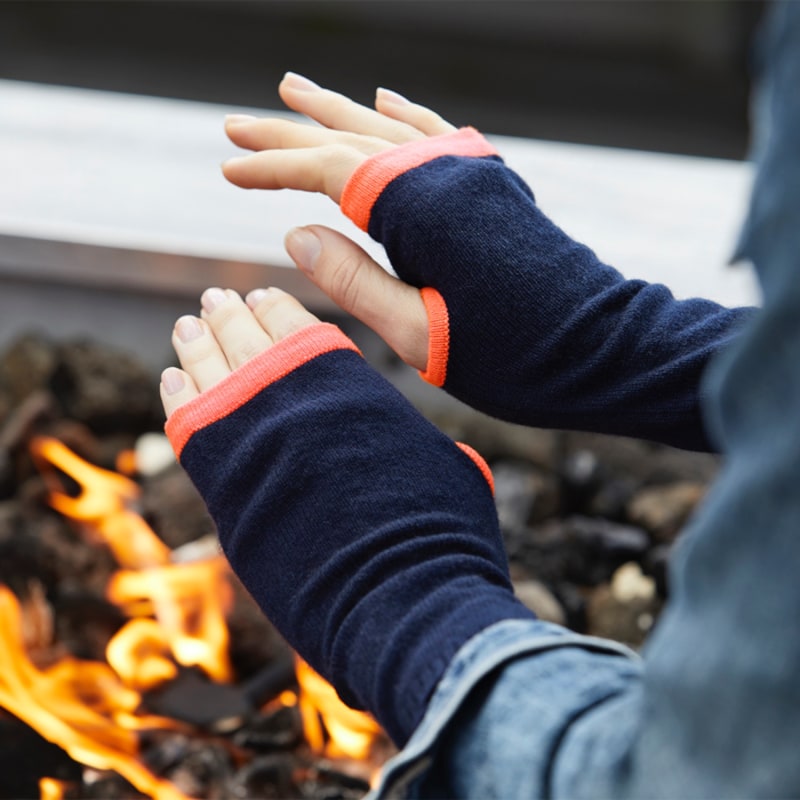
top-left (371, 3), bottom-right (800, 797)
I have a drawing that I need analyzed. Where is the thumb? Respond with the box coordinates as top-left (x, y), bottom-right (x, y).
top-left (284, 225), bottom-right (428, 371)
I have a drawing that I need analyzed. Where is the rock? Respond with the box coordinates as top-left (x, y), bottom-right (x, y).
top-left (513, 579), bottom-right (566, 625)
top-left (507, 515), bottom-right (651, 587)
top-left (140, 464), bottom-right (217, 549)
top-left (627, 481), bottom-right (706, 542)
top-left (642, 542), bottom-right (672, 598)
top-left (135, 432), bottom-right (176, 477)
top-left (611, 562), bottom-right (656, 603)
top-left (50, 338), bottom-right (161, 435)
top-left (552, 582), bottom-right (588, 634)
top-left (0, 333), bottom-right (58, 405)
top-left (586, 563), bottom-right (662, 648)
top-left (493, 460), bottom-right (561, 529)
top-left (559, 449), bottom-right (603, 515)
top-left (587, 475), bottom-right (641, 521)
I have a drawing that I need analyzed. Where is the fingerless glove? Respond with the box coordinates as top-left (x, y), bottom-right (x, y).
top-left (165, 323), bottom-right (533, 744)
top-left (341, 128), bottom-right (754, 452)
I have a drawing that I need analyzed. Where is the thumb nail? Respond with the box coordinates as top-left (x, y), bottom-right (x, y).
top-left (285, 228), bottom-right (321, 275)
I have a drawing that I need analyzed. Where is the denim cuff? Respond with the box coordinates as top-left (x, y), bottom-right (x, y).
top-left (369, 618), bottom-right (639, 799)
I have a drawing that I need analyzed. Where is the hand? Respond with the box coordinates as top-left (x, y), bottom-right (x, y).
top-left (222, 72), bottom-right (454, 203)
top-left (221, 74), bottom-right (456, 372)
top-left (160, 286), bottom-right (320, 419)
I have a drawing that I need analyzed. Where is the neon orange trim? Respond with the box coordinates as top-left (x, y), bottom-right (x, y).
top-left (341, 127), bottom-right (499, 231)
top-left (165, 323), bottom-right (360, 458)
top-left (455, 442), bottom-right (495, 496)
top-left (418, 287), bottom-right (450, 388)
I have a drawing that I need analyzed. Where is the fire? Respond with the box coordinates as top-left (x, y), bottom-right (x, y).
top-left (31, 437), bottom-right (170, 568)
top-left (0, 587), bottom-right (188, 800)
top-left (107, 558), bottom-right (233, 685)
top-left (38, 778), bottom-right (67, 800)
top-left (31, 436), bottom-right (233, 685)
top-left (0, 434), bottom-right (388, 798)
top-left (295, 658), bottom-right (382, 762)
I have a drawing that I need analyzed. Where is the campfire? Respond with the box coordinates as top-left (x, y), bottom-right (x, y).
top-left (0, 329), bottom-right (718, 798)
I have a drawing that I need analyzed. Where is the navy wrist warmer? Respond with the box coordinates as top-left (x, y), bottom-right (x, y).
top-left (341, 129), bottom-right (755, 452)
top-left (165, 323), bottom-right (534, 745)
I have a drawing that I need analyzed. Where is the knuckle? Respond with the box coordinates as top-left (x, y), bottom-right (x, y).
top-left (231, 338), bottom-right (261, 366)
top-left (182, 337), bottom-right (217, 365)
top-left (256, 288), bottom-right (289, 317)
top-left (321, 145), bottom-right (361, 198)
top-left (329, 253), bottom-right (364, 312)
top-left (209, 303), bottom-right (240, 333)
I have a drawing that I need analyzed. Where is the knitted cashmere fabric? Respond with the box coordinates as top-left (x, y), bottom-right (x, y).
top-left (165, 324), bottom-right (533, 745)
top-left (341, 129), bottom-right (754, 452)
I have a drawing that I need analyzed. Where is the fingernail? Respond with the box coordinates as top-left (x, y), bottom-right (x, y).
top-left (225, 113), bottom-right (257, 124)
top-left (161, 367), bottom-right (186, 396)
top-left (201, 287), bottom-right (228, 313)
top-left (377, 87), bottom-right (410, 106)
top-left (283, 71), bottom-right (321, 92)
top-left (285, 228), bottom-right (321, 275)
top-left (246, 288), bottom-right (269, 307)
top-left (175, 316), bottom-right (204, 343)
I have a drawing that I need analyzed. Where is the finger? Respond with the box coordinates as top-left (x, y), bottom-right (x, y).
top-left (160, 367), bottom-right (200, 419)
top-left (279, 71), bottom-right (425, 145)
top-left (285, 225), bottom-right (428, 370)
top-left (226, 116), bottom-right (335, 151)
top-left (199, 288), bottom-right (274, 370)
top-left (222, 145), bottom-right (362, 203)
top-left (375, 88), bottom-right (457, 137)
top-left (244, 287), bottom-right (320, 342)
top-left (225, 116), bottom-right (390, 159)
top-left (171, 315), bottom-right (232, 392)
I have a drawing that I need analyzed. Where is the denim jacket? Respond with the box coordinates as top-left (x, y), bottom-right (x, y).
top-left (372, 4), bottom-right (800, 798)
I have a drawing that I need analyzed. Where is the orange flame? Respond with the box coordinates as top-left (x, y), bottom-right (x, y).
top-left (39, 777), bottom-right (67, 800)
top-left (9, 435), bottom-right (389, 798)
top-left (30, 437), bottom-right (170, 569)
top-left (30, 436), bottom-right (233, 685)
top-left (107, 559), bottom-right (233, 685)
top-left (295, 658), bottom-right (382, 762)
top-left (0, 587), bottom-right (190, 800)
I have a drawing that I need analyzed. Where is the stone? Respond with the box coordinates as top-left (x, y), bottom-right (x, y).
top-left (493, 459), bottom-right (561, 529)
top-left (134, 432), bottom-right (176, 477)
top-left (586, 563), bottom-right (663, 648)
top-left (507, 515), bottom-right (651, 588)
top-left (513, 578), bottom-right (566, 626)
top-left (611, 562), bottom-right (656, 603)
top-left (50, 338), bottom-right (161, 435)
top-left (0, 333), bottom-right (58, 405)
top-left (140, 464), bottom-right (216, 549)
top-left (627, 481), bottom-right (706, 542)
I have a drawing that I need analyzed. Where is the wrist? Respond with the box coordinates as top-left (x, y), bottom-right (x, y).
top-left (341, 127), bottom-right (499, 231)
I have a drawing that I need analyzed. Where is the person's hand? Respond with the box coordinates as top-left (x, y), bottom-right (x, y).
top-left (222, 73), bottom-right (456, 372)
top-left (222, 71), bottom-right (454, 202)
top-left (160, 286), bottom-right (320, 419)
top-left (160, 284), bottom-right (528, 748)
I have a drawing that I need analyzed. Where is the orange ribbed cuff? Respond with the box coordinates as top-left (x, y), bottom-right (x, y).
top-left (340, 127), bottom-right (499, 232)
top-left (418, 287), bottom-right (450, 388)
top-left (165, 323), bottom-right (361, 458)
top-left (455, 442), bottom-right (495, 495)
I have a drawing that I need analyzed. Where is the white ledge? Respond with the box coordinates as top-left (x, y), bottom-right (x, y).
top-left (0, 79), bottom-right (759, 309)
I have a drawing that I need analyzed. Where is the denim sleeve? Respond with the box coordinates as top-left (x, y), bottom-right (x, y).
top-left (372, 3), bottom-right (800, 798)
